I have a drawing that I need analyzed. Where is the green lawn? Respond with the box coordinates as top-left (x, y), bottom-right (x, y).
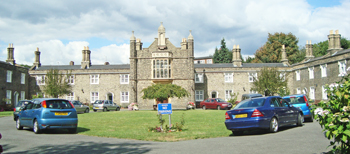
top-left (0, 111), bottom-right (12, 117)
top-left (77, 110), bottom-right (231, 141)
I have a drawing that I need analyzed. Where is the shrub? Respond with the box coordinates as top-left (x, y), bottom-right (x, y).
top-left (148, 113), bottom-right (185, 133)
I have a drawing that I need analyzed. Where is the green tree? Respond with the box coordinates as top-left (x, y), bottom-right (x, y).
top-left (213, 38), bottom-right (232, 63)
top-left (252, 32), bottom-right (302, 64)
top-left (141, 83), bottom-right (190, 103)
top-left (313, 38), bottom-right (350, 57)
top-left (251, 67), bottom-right (288, 96)
top-left (244, 56), bottom-right (255, 63)
top-left (43, 69), bottom-right (72, 98)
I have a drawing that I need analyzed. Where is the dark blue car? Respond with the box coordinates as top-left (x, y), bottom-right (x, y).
top-left (16, 98), bottom-right (78, 134)
top-left (225, 96), bottom-right (303, 135)
top-left (283, 94), bottom-right (313, 122)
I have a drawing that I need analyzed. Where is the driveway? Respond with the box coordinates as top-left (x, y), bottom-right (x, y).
top-left (0, 116), bottom-right (330, 154)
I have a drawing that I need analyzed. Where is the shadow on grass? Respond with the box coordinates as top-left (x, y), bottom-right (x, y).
top-left (4, 141), bottom-right (152, 154)
top-left (229, 124), bottom-right (301, 137)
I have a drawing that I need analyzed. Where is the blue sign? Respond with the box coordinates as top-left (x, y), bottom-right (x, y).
top-left (158, 103), bottom-right (172, 114)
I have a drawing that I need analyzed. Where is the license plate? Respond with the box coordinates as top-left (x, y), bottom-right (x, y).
top-left (55, 112), bottom-right (68, 116)
top-left (95, 107), bottom-right (99, 109)
top-left (235, 114), bottom-right (247, 118)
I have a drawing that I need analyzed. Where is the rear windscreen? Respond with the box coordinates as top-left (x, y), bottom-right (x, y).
top-left (46, 100), bottom-right (73, 109)
top-left (16, 101), bottom-right (31, 107)
top-left (284, 97), bottom-right (306, 104)
top-left (234, 98), bottom-right (265, 109)
top-left (94, 100), bottom-right (103, 104)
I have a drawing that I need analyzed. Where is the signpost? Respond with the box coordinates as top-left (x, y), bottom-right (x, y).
top-left (158, 103), bottom-right (172, 130)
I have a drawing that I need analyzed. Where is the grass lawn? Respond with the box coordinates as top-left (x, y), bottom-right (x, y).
top-left (0, 111), bottom-right (12, 117)
top-left (77, 110), bottom-right (231, 141)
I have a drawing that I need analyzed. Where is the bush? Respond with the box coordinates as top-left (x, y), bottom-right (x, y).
top-left (148, 113), bottom-right (185, 133)
top-left (313, 69), bottom-right (350, 153)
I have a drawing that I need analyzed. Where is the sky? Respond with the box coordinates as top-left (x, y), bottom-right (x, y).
top-left (0, 0), bottom-right (348, 66)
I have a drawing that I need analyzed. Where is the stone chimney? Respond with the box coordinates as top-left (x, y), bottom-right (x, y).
top-left (33, 47), bottom-right (41, 68)
top-left (181, 38), bottom-right (187, 50)
top-left (81, 46), bottom-right (91, 69)
top-left (136, 38), bottom-right (143, 50)
top-left (328, 30), bottom-right (343, 55)
top-left (70, 61), bottom-right (74, 65)
top-left (305, 40), bottom-right (314, 59)
top-left (281, 45), bottom-right (289, 66)
top-left (232, 45), bottom-right (242, 67)
top-left (158, 22), bottom-right (167, 50)
top-left (104, 62), bottom-right (109, 65)
top-left (6, 43), bottom-right (15, 65)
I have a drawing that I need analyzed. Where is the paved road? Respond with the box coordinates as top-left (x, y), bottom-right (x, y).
top-left (0, 116), bottom-right (330, 154)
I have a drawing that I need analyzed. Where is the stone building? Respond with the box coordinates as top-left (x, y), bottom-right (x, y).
top-left (0, 44), bottom-right (30, 110)
top-left (5, 23), bottom-right (349, 109)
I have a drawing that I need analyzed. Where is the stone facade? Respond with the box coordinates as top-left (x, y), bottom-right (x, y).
top-left (2, 24), bottom-right (349, 109)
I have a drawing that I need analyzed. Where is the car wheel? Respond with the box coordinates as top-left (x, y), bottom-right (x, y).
top-left (16, 118), bottom-right (23, 130)
top-left (217, 106), bottom-right (221, 110)
top-left (84, 108), bottom-right (89, 113)
top-left (232, 131), bottom-right (244, 136)
top-left (202, 105), bottom-right (206, 110)
top-left (93, 110), bottom-right (97, 112)
top-left (116, 107), bottom-right (120, 111)
top-left (33, 120), bottom-right (42, 134)
top-left (68, 128), bottom-right (77, 134)
top-left (103, 108), bottom-right (107, 112)
top-left (297, 113), bottom-right (303, 126)
top-left (269, 117), bottom-right (278, 133)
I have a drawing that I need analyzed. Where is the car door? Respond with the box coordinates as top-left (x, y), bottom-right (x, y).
top-left (76, 101), bottom-right (84, 113)
top-left (281, 99), bottom-right (298, 124)
top-left (270, 97), bottom-right (288, 125)
top-left (110, 101), bottom-right (116, 110)
top-left (208, 99), bottom-right (215, 109)
top-left (20, 102), bottom-right (34, 127)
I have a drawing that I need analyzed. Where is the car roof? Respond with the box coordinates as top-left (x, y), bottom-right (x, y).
top-left (31, 98), bottom-right (69, 103)
top-left (283, 94), bottom-right (306, 98)
top-left (242, 93), bottom-right (263, 97)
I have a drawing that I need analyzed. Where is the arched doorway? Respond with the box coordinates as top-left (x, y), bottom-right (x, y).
top-left (211, 91), bottom-right (218, 98)
top-left (106, 93), bottom-right (113, 101)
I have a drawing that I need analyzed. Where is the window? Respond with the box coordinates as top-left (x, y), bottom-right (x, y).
top-left (310, 87), bottom-right (315, 100)
top-left (207, 59), bottom-right (212, 64)
top-left (193, 60), bottom-right (198, 64)
top-left (195, 90), bottom-right (204, 101)
top-left (6, 90), bottom-right (11, 104)
top-left (338, 60), bottom-right (347, 76)
top-left (153, 59), bottom-right (171, 79)
top-left (302, 88), bottom-right (307, 94)
top-left (68, 75), bottom-right (74, 84)
top-left (199, 60), bottom-right (205, 64)
top-left (225, 90), bottom-right (233, 101)
top-left (90, 75), bottom-right (99, 84)
top-left (296, 70), bottom-right (300, 81)
top-left (121, 92), bottom-right (129, 102)
top-left (21, 91), bottom-right (25, 100)
top-left (21, 73), bottom-right (25, 84)
top-left (120, 74), bottom-right (129, 84)
top-left (7, 70), bottom-right (12, 83)
top-left (66, 93), bottom-right (74, 100)
top-left (308, 67), bottom-right (314, 79)
top-left (36, 75), bottom-right (45, 85)
top-left (320, 64), bottom-right (327, 77)
top-left (322, 85), bottom-right (327, 100)
top-left (225, 73), bottom-right (233, 82)
top-left (248, 72), bottom-right (257, 82)
top-left (91, 92), bottom-right (99, 103)
top-left (195, 73), bottom-right (203, 83)
top-left (297, 88), bottom-right (301, 94)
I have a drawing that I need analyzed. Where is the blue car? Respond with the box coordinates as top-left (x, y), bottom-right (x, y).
top-left (225, 96), bottom-right (303, 135)
top-left (283, 94), bottom-right (313, 122)
top-left (16, 98), bottom-right (78, 134)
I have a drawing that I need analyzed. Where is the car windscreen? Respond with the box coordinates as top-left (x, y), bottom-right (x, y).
top-left (16, 101), bottom-right (31, 107)
top-left (234, 98), bottom-right (265, 109)
top-left (46, 100), bottom-right (73, 109)
top-left (216, 98), bottom-right (225, 102)
top-left (94, 100), bottom-right (103, 104)
top-left (283, 96), bottom-right (306, 104)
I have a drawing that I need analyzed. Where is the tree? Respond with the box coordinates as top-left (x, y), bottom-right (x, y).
top-left (313, 38), bottom-right (350, 58)
top-left (252, 32), bottom-right (303, 64)
top-left (251, 67), bottom-right (288, 96)
top-left (141, 83), bottom-right (190, 103)
top-left (213, 38), bottom-right (232, 63)
top-left (244, 56), bottom-right (255, 63)
top-left (43, 69), bottom-right (72, 98)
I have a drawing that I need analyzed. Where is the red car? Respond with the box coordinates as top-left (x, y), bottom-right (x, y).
top-left (200, 98), bottom-right (233, 110)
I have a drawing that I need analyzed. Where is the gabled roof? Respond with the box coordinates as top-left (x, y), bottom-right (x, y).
top-left (33, 64), bottom-right (130, 70)
top-left (194, 63), bottom-right (286, 68)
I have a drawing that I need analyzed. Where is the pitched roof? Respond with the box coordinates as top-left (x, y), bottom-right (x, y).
top-left (33, 64), bottom-right (130, 70)
top-left (194, 63), bottom-right (286, 68)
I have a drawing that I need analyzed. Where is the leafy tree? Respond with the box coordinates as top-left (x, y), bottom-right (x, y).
top-left (141, 83), bottom-right (190, 103)
top-left (244, 56), bottom-right (255, 63)
top-left (213, 38), bottom-right (232, 63)
top-left (19, 64), bottom-right (31, 69)
top-left (313, 38), bottom-right (350, 57)
top-left (252, 32), bottom-right (303, 64)
top-left (43, 69), bottom-right (72, 98)
top-left (251, 67), bottom-right (288, 96)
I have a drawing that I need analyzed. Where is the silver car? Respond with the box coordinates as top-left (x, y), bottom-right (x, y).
top-left (71, 100), bottom-right (90, 114)
top-left (93, 100), bottom-right (120, 112)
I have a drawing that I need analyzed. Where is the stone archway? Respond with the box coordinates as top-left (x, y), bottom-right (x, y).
top-left (211, 91), bottom-right (218, 98)
top-left (106, 92), bottom-right (113, 101)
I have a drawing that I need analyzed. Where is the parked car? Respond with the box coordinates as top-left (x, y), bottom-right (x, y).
top-left (200, 98), bottom-right (232, 110)
top-left (225, 96), bottom-right (303, 135)
top-left (235, 93), bottom-right (263, 104)
top-left (71, 100), bottom-right (89, 114)
top-left (283, 94), bottom-right (313, 122)
top-left (93, 100), bottom-right (120, 112)
top-left (16, 98), bottom-right (78, 134)
top-left (13, 100), bottom-right (32, 121)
